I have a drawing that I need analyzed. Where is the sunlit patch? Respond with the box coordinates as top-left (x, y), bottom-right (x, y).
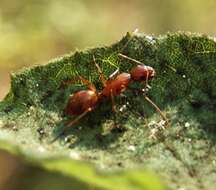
top-left (38, 146), bottom-right (46, 153)
top-left (69, 151), bottom-right (80, 160)
top-left (184, 122), bottom-right (190, 128)
top-left (119, 104), bottom-right (127, 112)
top-left (127, 145), bottom-right (136, 152)
top-left (0, 120), bottom-right (3, 128)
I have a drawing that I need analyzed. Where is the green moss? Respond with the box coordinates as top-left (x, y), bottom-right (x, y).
top-left (0, 32), bottom-right (216, 190)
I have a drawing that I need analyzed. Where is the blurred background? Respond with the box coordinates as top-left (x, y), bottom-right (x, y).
top-left (1, 0), bottom-right (216, 189)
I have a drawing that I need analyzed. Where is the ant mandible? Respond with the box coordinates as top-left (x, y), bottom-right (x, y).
top-left (62, 53), bottom-right (168, 134)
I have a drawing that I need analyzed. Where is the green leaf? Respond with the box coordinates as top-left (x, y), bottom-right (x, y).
top-left (1, 32), bottom-right (216, 190)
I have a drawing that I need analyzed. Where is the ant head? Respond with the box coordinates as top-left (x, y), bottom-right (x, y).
top-left (130, 65), bottom-right (155, 81)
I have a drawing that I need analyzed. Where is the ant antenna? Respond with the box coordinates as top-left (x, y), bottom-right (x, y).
top-left (109, 68), bottom-right (119, 79)
top-left (118, 53), bottom-right (144, 65)
top-left (93, 55), bottom-right (107, 87)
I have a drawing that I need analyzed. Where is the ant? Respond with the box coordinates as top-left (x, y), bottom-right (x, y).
top-left (54, 53), bottom-right (169, 140)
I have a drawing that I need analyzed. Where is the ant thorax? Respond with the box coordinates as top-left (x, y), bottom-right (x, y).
top-left (102, 73), bottom-right (131, 97)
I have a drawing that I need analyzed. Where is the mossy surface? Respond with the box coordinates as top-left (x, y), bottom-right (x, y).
top-left (0, 32), bottom-right (216, 190)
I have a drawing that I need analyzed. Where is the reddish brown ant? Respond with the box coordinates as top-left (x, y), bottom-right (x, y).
top-left (60, 53), bottom-right (168, 136)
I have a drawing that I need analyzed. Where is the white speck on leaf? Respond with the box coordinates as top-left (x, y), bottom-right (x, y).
top-left (29, 106), bottom-right (34, 111)
top-left (148, 121), bottom-right (157, 128)
top-left (38, 146), bottom-right (46, 153)
top-left (128, 145), bottom-right (136, 151)
top-left (185, 122), bottom-right (190, 128)
top-left (69, 151), bottom-right (80, 160)
top-left (119, 105), bottom-right (127, 112)
top-left (0, 120), bottom-right (3, 127)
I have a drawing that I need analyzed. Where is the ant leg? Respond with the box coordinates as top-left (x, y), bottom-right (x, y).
top-left (61, 75), bottom-right (96, 92)
top-left (79, 76), bottom-right (96, 92)
top-left (110, 89), bottom-right (120, 129)
top-left (93, 55), bottom-right (107, 87)
top-left (110, 90), bottom-right (126, 132)
top-left (51, 108), bottom-right (92, 143)
top-left (144, 95), bottom-right (169, 126)
top-left (110, 89), bottom-right (117, 112)
top-left (141, 72), bottom-right (149, 94)
top-left (65, 108), bottom-right (93, 128)
top-left (143, 68), bottom-right (169, 126)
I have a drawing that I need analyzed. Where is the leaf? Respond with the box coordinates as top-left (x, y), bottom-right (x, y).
top-left (1, 32), bottom-right (216, 190)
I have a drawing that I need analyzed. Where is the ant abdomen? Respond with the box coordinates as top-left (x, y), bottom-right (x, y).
top-left (64, 90), bottom-right (98, 115)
